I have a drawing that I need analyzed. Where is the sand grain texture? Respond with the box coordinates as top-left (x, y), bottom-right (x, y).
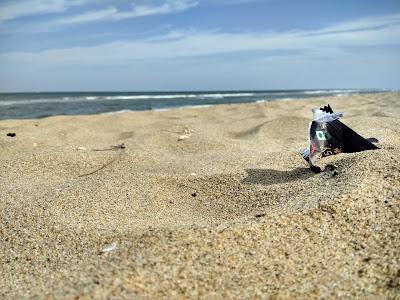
top-left (1, 92), bottom-right (399, 299)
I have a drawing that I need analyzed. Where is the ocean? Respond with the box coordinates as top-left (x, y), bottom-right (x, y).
top-left (0, 89), bottom-right (384, 120)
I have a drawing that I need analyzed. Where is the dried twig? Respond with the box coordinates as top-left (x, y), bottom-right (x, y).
top-left (91, 143), bottom-right (125, 152)
top-left (78, 145), bottom-right (125, 177)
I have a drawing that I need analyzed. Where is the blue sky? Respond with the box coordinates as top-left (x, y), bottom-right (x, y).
top-left (0, 0), bottom-right (399, 92)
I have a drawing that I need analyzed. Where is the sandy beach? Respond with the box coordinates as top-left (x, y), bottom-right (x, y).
top-left (1, 92), bottom-right (399, 299)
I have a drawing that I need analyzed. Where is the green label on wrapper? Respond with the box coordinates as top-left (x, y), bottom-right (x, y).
top-left (315, 130), bottom-right (326, 141)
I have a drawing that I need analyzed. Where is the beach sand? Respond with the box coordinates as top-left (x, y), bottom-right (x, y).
top-left (1, 92), bottom-right (399, 299)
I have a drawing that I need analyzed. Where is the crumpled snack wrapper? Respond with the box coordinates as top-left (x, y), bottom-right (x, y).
top-left (302, 105), bottom-right (379, 172)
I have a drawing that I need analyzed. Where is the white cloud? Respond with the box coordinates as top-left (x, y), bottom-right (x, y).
top-left (0, 0), bottom-right (88, 22)
top-left (55, 0), bottom-right (198, 25)
top-left (303, 13), bottom-right (400, 36)
top-left (55, 7), bottom-right (118, 25)
top-left (0, 0), bottom-right (198, 27)
top-left (1, 13), bottom-right (400, 71)
top-left (1, 10), bottom-right (400, 91)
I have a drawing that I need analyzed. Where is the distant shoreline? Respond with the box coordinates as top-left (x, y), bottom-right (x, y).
top-left (0, 89), bottom-right (393, 120)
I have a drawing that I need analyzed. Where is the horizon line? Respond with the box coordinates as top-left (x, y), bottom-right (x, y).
top-left (0, 88), bottom-right (391, 94)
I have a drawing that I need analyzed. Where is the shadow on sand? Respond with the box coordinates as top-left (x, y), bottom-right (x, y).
top-left (242, 168), bottom-right (315, 186)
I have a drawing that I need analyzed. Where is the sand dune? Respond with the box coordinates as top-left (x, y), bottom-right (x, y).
top-left (1, 92), bottom-right (399, 299)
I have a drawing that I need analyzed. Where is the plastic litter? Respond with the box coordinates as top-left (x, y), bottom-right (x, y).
top-left (101, 242), bottom-right (117, 252)
top-left (301, 104), bottom-right (379, 173)
top-left (178, 135), bottom-right (190, 141)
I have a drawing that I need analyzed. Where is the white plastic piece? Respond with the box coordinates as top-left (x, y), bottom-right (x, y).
top-left (178, 135), bottom-right (190, 141)
top-left (102, 242), bottom-right (117, 252)
top-left (312, 108), bottom-right (343, 123)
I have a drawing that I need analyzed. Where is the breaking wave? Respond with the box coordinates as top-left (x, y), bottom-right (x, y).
top-left (0, 89), bottom-right (386, 119)
top-left (0, 93), bottom-right (255, 106)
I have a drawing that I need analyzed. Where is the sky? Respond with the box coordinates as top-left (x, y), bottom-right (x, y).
top-left (0, 0), bottom-right (399, 92)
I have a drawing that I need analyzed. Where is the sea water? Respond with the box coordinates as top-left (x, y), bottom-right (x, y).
top-left (0, 89), bottom-right (384, 119)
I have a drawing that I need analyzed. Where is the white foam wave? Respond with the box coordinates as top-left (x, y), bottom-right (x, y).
top-left (0, 98), bottom-right (70, 106)
top-left (303, 90), bottom-right (337, 95)
top-left (302, 89), bottom-right (363, 95)
top-left (104, 93), bottom-right (254, 100)
top-left (181, 104), bottom-right (212, 109)
top-left (0, 93), bottom-right (255, 106)
top-left (101, 104), bottom-right (214, 115)
top-left (152, 108), bottom-right (172, 112)
top-left (0, 90), bottom-right (376, 107)
top-left (100, 109), bottom-right (134, 115)
top-left (0, 96), bottom-right (104, 106)
top-left (277, 98), bottom-right (296, 101)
